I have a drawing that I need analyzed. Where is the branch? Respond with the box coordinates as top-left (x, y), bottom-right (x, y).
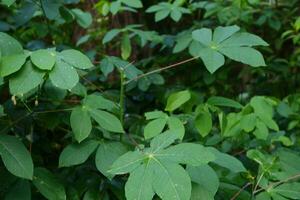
top-left (124, 56), bottom-right (200, 85)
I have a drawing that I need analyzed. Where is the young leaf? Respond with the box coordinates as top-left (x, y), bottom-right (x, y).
top-left (144, 118), bottom-right (168, 139)
top-left (49, 60), bottom-right (79, 90)
top-left (167, 117), bottom-right (185, 139)
top-left (33, 168), bottom-right (66, 200)
top-left (240, 113), bottom-right (256, 132)
top-left (9, 61), bottom-right (45, 95)
top-left (0, 134), bottom-right (33, 180)
top-left (145, 111), bottom-right (167, 120)
top-left (121, 33), bottom-right (131, 60)
top-left (165, 90), bottom-right (191, 112)
top-left (71, 8), bottom-right (92, 28)
top-left (254, 120), bottom-right (269, 140)
top-left (121, 0), bottom-right (142, 8)
top-left (89, 109), bottom-right (124, 133)
top-left (70, 106), bottom-right (92, 143)
top-left (102, 29), bottom-right (121, 44)
top-left (31, 49), bottom-right (56, 70)
top-left (207, 96), bottom-right (243, 109)
top-left (59, 140), bottom-right (98, 167)
top-left (195, 111), bottom-right (212, 137)
top-left (95, 142), bottom-right (128, 179)
top-left (0, 54), bottom-right (27, 77)
top-left (60, 49), bottom-right (93, 69)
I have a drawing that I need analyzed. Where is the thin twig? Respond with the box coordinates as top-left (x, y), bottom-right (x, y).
top-left (124, 56), bottom-right (200, 85)
top-left (253, 173), bottom-right (300, 195)
top-left (230, 182), bottom-right (252, 200)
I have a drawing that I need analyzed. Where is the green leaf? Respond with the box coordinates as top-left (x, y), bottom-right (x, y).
top-left (71, 8), bottom-right (92, 28)
top-left (187, 165), bottom-right (219, 197)
top-left (240, 113), bottom-right (257, 132)
top-left (70, 106), bottom-right (92, 142)
top-left (271, 183), bottom-right (300, 199)
top-left (0, 134), bottom-right (33, 180)
top-left (41, 0), bottom-right (61, 20)
top-left (152, 160), bottom-right (191, 200)
top-left (192, 28), bottom-right (212, 46)
top-left (33, 168), bottom-right (66, 200)
top-left (121, 33), bottom-right (131, 60)
top-left (89, 109), bottom-right (124, 133)
top-left (198, 48), bottom-right (225, 73)
top-left (0, 32), bottom-right (23, 56)
top-left (254, 120), bottom-right (269, 140)
top-left (208, 147), bottom-right (246, 173)
top-left (9, 61), bottom-right (45, 95)
top-left (102, 29), bottom-right (121, 44)
top-left (4, 180), bottom-right (31, 200)
top-left (121, 0), bottom-right (143, 8)
top-left (60, 49), bottom-right (93, 69)
top-left (221, 33), bottom-right (269, 47)
top-left (207, 96), bottom-right (243, 109)
top-left (59, 140), bottom-right (98, 167)
top-left (0, 54), bottom-right (27, 77)
top-left (157, 143), bottom-right (215, 166)
top-left (144, 118), bottom-right (168, 139)
top-left (155, 10), bottom-right (170, 22)
top-left (49, 60), bottom-right (79, 90)
top-left (167, 117), bottom-right (185, 139)
top-left (125, 162), bottom-right (154, 200)
top-left (170, 9), bottom-right (182, 22)
top-left (83, 94), bottom-right (117, 111)
top-left (108, 151), bottom-right (146, 175)
top-left (165, 90), bottom-right (191, 112)
top-left (195, 111), bottom-right (212, 137)
top-left (145, 110), bottom-right (167, 120)
top-left (213, 25), bottom-right (240, 43)
top-left (31, 49), bottom-right (56, 70)
top-left (219, 47), bottom-right (266, 67)
top-left (1, 0), bottom-right (16, 6)
top-left (251, 96), bottom-right (274, 118)
top-left (95, 142), bottom-right (128, 179)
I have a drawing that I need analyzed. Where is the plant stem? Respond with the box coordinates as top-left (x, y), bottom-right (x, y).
top-left (119, 69), bottom-right (125, 141)
top-left (124, 56), bottom-right (200, 85)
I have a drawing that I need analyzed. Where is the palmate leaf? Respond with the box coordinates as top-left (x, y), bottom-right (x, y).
top-left (109, 131), bottom-right (216, 200)
top-left (190, 25), bottom-right (268, 73)
top-left (69, 94), bottom-right (124, 142)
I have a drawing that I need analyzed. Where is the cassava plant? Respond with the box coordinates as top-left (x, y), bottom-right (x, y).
top-left (0, 0), bottom-right (300, 200)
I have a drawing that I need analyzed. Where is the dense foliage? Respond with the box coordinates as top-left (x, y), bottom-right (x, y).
top-left (0, 0), bottom-right (300, 199)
